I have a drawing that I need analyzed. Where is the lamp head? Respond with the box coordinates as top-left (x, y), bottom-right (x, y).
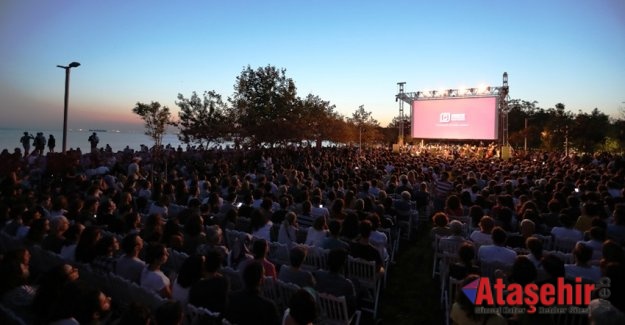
top-left (68, 62), bottom-right (81, 68)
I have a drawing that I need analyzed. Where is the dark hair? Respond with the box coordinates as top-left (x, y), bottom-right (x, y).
top-left (144, 243), bottom-right (167, 265)
top-left (328, 219), bottom-right (341, 236)
top-left (358, 219), bottom-right (373, 238)
top-left (288, 289), bottom-right (317, 324)
top-left (177, 254), bottom-right (205, 288)
top-left (573, 242), bottom-right (593, 264)
top-left (458, 243), bottom-right (475, 266)
top-left (541, 253), bottom-right (565, 278)
top-left (154, 300), bottom-right (183, 325)
top-left (121, 233), bottom-right (141, 255)
top-left (491, 227), bottom-right (507, 245)
top-left (252, 238), bottom-right (268, 259)
top-left (117, 302), bottom-right (151, 325)
top-left (289, 246), bottom-right (307, 268)
top-left (204, 249), bottom-right (223, 273)
top-left (327, 248), bottom-right (348, 273)
top-left (75, 226), bottom-right (101, 263)
top-left (432, 212), bottom-right (449, 227)
top-left (94, 235), bottom-right (117, 257)
top-left (242, 261), bottom-right (264, 291)
top-left (510, 256), bottom-right (537, 286)
top-left (525, 237), bottom-right (543, 259)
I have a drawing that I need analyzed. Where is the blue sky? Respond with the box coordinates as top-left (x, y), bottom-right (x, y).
top-left (1, 0), bottom-right (624, 131)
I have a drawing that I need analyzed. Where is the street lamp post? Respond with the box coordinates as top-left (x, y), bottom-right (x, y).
top-left (57, 61), bottom-right (80, 154)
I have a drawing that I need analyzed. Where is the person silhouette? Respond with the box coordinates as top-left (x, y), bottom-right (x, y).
top-left (20, 132), bottom-right (34, 157)
top-left (48, 135), bottom-right (56, 153)
top-left (88, 132), bottom-right (99, 152)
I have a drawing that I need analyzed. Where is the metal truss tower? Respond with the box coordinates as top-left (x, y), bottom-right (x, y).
top-left (499, 72), bottom-right (510, 146)
top-left (396, 82), bottom-right (406, 145)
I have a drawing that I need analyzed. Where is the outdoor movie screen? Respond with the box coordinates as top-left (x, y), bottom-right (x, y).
top-left (411, 96), bottom-right (498, 140)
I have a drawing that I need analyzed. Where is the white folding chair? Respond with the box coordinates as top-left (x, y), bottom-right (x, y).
top-left (221, 266), bottom-right (244, 292)
top-left (184, 303), bottom-right (222, 325)
top-left (267, 241), bottom-right (290, 267)
top-left (275, 279), bottom-right (301, 312)
top-left (346, 256), bottom-right (382, 319)
top-left (318, 293), bottom-right (362, 325)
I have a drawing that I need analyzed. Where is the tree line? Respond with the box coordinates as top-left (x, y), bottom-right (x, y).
top-left (133, 65), bottom-right (625, 153)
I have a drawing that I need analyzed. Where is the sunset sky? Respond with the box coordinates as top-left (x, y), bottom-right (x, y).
top-left (1, 0), bottom-right (624, 132)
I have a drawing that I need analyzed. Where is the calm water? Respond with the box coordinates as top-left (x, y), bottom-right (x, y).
top-left (0, 128), bottom-right (185, 153)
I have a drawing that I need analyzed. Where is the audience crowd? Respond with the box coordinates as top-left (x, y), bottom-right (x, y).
top-left (0, 144), bottom-right (624, 324)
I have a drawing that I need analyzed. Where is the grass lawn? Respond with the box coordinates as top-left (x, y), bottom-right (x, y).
top-left (378, 225), bottom-right (445, 324)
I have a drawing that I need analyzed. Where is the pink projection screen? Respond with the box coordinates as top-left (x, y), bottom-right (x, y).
top-left (411, 96), bottom-right (498, 140)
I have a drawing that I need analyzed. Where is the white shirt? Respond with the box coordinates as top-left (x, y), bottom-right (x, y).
top-left (171, 278), bottom-right (190, 306)
top-left (470, 231), bottom-right (493, 246)
top-left (551, 227), bottom-right (583, 241)
top-left (478, 245), bottom-right (517, 266)
top-left (251, 222), bottom-right (273, 241)
top-left (140, 268), bottom-right (170, 294)
top-left (564, 264), bottom-right (601, 283)
top-left (369, 230), bottom-right (389, 261)
top-left (305, 228), bottom-right (328, 246)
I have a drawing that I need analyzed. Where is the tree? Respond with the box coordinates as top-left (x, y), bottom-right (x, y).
top-left (174, 90), bottom-right (231, 148)
top-left (299, 94), bottom-right (340, 147)
top-left (569, 108), bottom-right (610, 153)
top-left (347, 105), bottom-right (383, 147)
top-left (230, 65), bottom-right (299, 146)
top-left (132, 101), bottom-right (172, 150)
top-left (387, 115), bottom-right (411, 144)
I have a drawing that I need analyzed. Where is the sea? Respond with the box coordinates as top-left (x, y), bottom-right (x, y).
top-left (0, 128), bottom-right (186, 153)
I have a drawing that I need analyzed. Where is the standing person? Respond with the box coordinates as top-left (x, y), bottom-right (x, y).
top-left (34, 132), bottom-right (46, 155)
top-left (48, 134), bottom-right (56, 153)
top-left (88, 132), bottom-right (99, 152)
top-left (20, 132), bottom-right (33, 157)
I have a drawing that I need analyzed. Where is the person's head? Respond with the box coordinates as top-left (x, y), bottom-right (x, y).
top-left (541, 253), bottom-right (565, 278)
top-left (491, 227), bottom-right (507, 246)
top-left (50, 216), bottom-right (70, 235)
top-left (588, 299), bottom-right (625, 325)
top-left (144, 243), bottom-right (169, 266)
top-left (252, 238), bottom-right (269, 259)
top-left (94, 235), bottom-right (120, 257)
top-left (204, 249), bottom-right (223, 273)
top-left (121, 233), bottom-right (144, 256)
top-left (519, 219), bottom-right (536, 237)
top-left (573, 242), bottom-right (593, 265)
top-left (458, 243), bottom-right (475, 266)
top-left (327, 248), bottom-right (348, 273)
top-left (288, 289), bottom-right (318, 325)
top-left (177, 254), bottom-right (205, 288)
top-left (525, 237), bottom-right (543, 258)
top-left (54, 281), bottom-right (112, 324)
top-left (117, 302), bottom-right (151, 325)
top-left (401, 191), bottom-right (411, 201)
top-left (432, 212), bottom-right (449, 228)
top-left (510, 256), bottom-right (537, 286)
top-left (479, 216), bottom-right (495, 233)
top-left (449, 220), bottom-right (463, 236)
top-left (312, 215), bottom-right (327, 231)
top-left (206, 225), bottom-right (223, 245)
top-left (589, 226), bottom-right (606, 242)
top-left (242, 261), bottom-right (264, 291)
top-left (328, 219), bottom-right (341, 237)
top-left (284, 211), bottom-right (297, 227)
top-left (358, 219), bottom-right (373, 239)
top-left (289, 245), bottom-right (307, 268)
top-left (153, 300), bottom-right (183, 325)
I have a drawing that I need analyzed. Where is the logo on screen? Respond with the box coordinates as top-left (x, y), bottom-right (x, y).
top-left (439, 113), bottom-right (451, 123)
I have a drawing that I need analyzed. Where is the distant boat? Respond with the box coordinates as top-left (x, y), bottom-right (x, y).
top-left (89, 129), bottom-right (107, 132)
